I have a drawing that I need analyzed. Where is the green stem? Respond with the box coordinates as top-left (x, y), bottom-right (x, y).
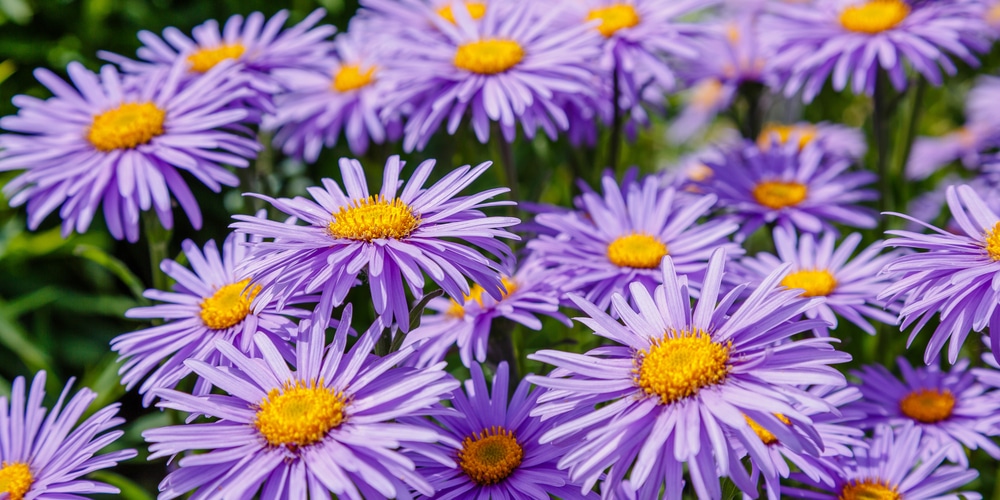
top-left (498, 136), bottom-right (519, 206)
top-left (142, 211), bottom-right (172, 292)
top-left (739, 82), bottom-right (765, 140)
top-left (244, 130), bottom-right (275, 213)
top-left (487, 318), bottom-right (522, 386)
top-left (873, 72), bottom-right (894, 233)
top-left (891, 78), bottom-right (926, 217)
top-left (609, 60), bottom-right (622, 174)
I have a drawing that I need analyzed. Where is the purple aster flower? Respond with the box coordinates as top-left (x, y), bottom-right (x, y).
top-left (763, 0), bottom-right (991, 102)
top-left (405, 362), bottom-right (596, 499)
top-left (734, 227), bottom-right (900, 336)
top-left (850, 357), bottom-right (1000, 466)
top-left (783, 423), bottom-right (981, 500)
top-left (112, 232), bottom-right (303, 407)
top-left (527, 171), bottom-right (741, 312)
top-left (143, 305), bottom-right (460, 499)
top-left (756, 121), bottom-right (867, 162)
top-left (402, 256), bottom-right (570, 368)
top-left (0, 61), bottom-right (260, 242)
top-left (232, 155), bottom-right (518, 331)
top-left (881, 184), bottom-right (1000, 364)
top-left (697, 140), bottom-right (878, 238)
top-left (382, 1), bottom-right (603, 151)
top-left (0, 371), bottom-right (136, 500)
top-left (527, 248), bottom-right (850, 498)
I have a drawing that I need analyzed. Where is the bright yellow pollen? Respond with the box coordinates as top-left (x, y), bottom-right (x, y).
top-left (437, 1), bottom-right (487, 24)
top-left (87, 102), bottom-right (166, 152)
top-left (744, 413), bottom-right (791, 446)
top-left (448, 277), bottom-right (518, 318)
top-left (781, 269), bottom-right (838, 297)
top-left (458, 426), bottom-right (524, 485)
top-left (199, 279), bottom-right (261, 330)
top-left (984, 222), bottom-right (1000, 261)
top-left (635, 329), bottom-right (731, 405)
top-left (0, 462), bottom-right (32, 500)
top-left (607, 233), bottom-right (668, 269)
top-left (752, 180), bottom-right (808, 210)
top-left (254, 379), bottom-right (347, 448)
top-left (839, 0), bottom-right (910, 34)
top-left (839, 478), bottom-right (902, 500)
top-left (899, 389), bottom-right (955, 424)
top-left (454, 39), bottom-right (524, 74)
top-left (333, 64), bottom-right (377, 93)
top-left (328, 195), bottom-right (421, 242)
top-left (186, 43), bottom-right (246, 73)
top-left (757, 124), bottom-right (818, 150)
top-left (586, 4), bottom-right (641, 37)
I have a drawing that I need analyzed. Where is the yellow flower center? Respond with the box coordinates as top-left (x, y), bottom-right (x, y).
top-left (447, 277), bottom-right (518, 318)
top-left (586, 4), bottom-right (641, 37)
top-left (744, 413), bottom-right (792, 446)
top-left (328, 195), bottom-right (421, 242)
top-left (437, 1), bottom-right (487, 24)
top-left (899, 388), bottom-right (955, 424)
top-left (988, 4), bottom-right (1000, 26)
top-left (839, 0), bottom-right (910, 34)
top-left (254, 379), bottom-right (347, 449)
top-left (692, 79), bottom-right (724, 109)
top-left (635, 329), bottom-right (731, 405)
top-left (607, 233), bottom-right (668, 269)
top-left (752, 180), bottom-right (808, 210)
top-left (458, 426), bottom-right (523, 485)
top-left (839, 478), bottom-right (902, 500)
top-left (781, 269), bottom-right (838, 297)
top-left (186, 43), bottom-right (246, 73)
top-left (0, 462), bottom-right (32, 500)
top-left (984, 222), bottom-right (1000, 261)
top-left (757, 124), bottom-right (818, 150)
top-left (454, 39), bottom-right (525, 74)
top-left (199, 278), bottom-right (261, 330)
top-left (333, 64), bottom-right (376, 93)
top-left (87, 102), bottom-right (166, 152)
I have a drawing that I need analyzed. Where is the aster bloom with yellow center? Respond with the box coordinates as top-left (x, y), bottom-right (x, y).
top-left (0, 372), bottom-right (136, 500)
top-left (528, 172), bottom-right (740, 313)
top-left (735, 227), bottom-right (900, 336)
top-left (784, 424), bottom-right (980, 500)
top-left (762, 0), bottom-right (991, 102)
top-left (144, 305), bottom-right (459, 499)
top-left (849, 357), bottom-right (1000, 467)
top-left (232, 155), bottom-right (518, 332)
top-left (882, 185), bottom-right (1000, 364)
top-left (111, 232), bottom-right (301, 407)
top-left (697, 140), bottom-right (877, 239)
top-left (527, 248), bottom-right (850, 498)
top-left (0, 61), bottom-right (261, 242)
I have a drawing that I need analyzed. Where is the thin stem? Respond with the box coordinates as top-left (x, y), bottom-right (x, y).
top-left (608, 60), bottom-right (622, 174)
top-left (487, 318), bottom-right (522, 386)
top-left (873, 72), bottom-right (893, 233)
top-left (142, 210), bottom-right (172, 292)
top-left (498, 135), bottom-right (519, 205)
top-left (244, 130), bottom-right (274, 213)
top-left (892, 78), bottom-right (926, 215)
top-left (739, 82), bottom-right (765, 140)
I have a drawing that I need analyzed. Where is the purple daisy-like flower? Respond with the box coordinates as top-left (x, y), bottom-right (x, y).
top-left (527, 248), bottom-right (850, 498)
top-left (0, 371), bottom-right (136, 500)
top-left (402, 256), bottom-right (570, 368)
top-left (881, 184), bottom-right (1000, 364)
top-left (527, 172), bottom-right (740, 313)
top-left (755, 121), bottom-right (867, 162)
top-left (382, 1), bottom-right (603, 151)
top-left (112, 231), bottom-right (302, 407)
top-left (850, 357), bottom-right (1000, 466)
top-left (232, 155), bottom-right (518, 331)
top-left (0, 61), bottom-right (260, 242)
top-left (783, 423), bottom-right (981, 500)
top-left (697, 140), bottom-right (878, 238)
top-left (143, 305), bottom-right (459, 499)
top-left (735, 227), bottom-right (899, 336)
top-left (763, 0), bottom-right (991, 102)
top-left (405, 362), bottom-right (595, 499)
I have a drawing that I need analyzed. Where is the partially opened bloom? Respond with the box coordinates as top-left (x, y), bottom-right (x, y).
top-left (0, 371), bottom-right (136, 500)
top-left (527, 248), bottom-right (850, 498)
top-left (756, 121), bottom-right (866, 162)
top-left (143, 305), bottom-right (459, 499)
top-left (112, 232), bottom-right (301, 406)
top-left (850, 357), bottom-right (1000, 466)
top-left (406, 362), bottom-right (595, 499)
top-left (763, 0), bottom-right (991, 102)
top-left (0, 61), bottom-right (260, 242)
top-left (881, 184), bottom-right (1000, 364)
top-left (232, 155), bottom-right (518, 331)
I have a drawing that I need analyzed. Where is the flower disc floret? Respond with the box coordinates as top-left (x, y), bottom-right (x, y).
top-left (839, 478), bottom-right (902, 500)
top-left (328, 195), bottom-right (421, 242)
top-left (454, 39), bottom-right (525, 75)
top-left (186, 43), bottom-right (246, 73)
top-left (586, 4), bottom-right (641, 37)
top-left (636, 329), bottom-right (731, 405)
top-left (458, 426), bottom-right (524, 485)
top-left (254, 379), bottom-right (347, 448)
top-left (781, 269), bottom-right (838, 297)
top-left (744, 414), bottom-right (791, 446)
top-left (199, 278), bottom-right (261, 330)
top-left (985, 222), bottom-right (1000, 261)
top-left (333, 64), bottom-right (376, 93)
top-left (87, 102), bottom-right (165, 152)
top-left (758, 124), bottom-right (817, 150)
top-left (839, 0), bottom-right (910, 34)
top-left (0, 462), bottom-right (32, 500)
top-left (899, 389), bottom-right (955, 424)
top-left (447, 277), bottom-right (518, 317)
top-left (607, 233), bottom-right (668, 269)
top-left (438, 2), bottom-right (486, 24)
top-left (753, 180), bottom-right (808, 209)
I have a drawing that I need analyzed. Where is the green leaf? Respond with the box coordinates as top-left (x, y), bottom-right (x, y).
top-left (74, 244), bottom-right (149, 302)
top-left (0, 300), bottom-right (54, 374)
top-left (80, 352), bottom-right (125, 419)
top-left (88, 471), bottom-right (155, 500)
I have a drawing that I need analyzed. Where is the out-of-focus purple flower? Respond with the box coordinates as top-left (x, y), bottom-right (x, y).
top-left (756, 121), bottom-right (867, 162)
top-left (0, 61), bottom-right (260, 242)
top-left (527, 249), bottom-right (850, 498)
top-left (905, 174), bottom-right (1000, 233)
